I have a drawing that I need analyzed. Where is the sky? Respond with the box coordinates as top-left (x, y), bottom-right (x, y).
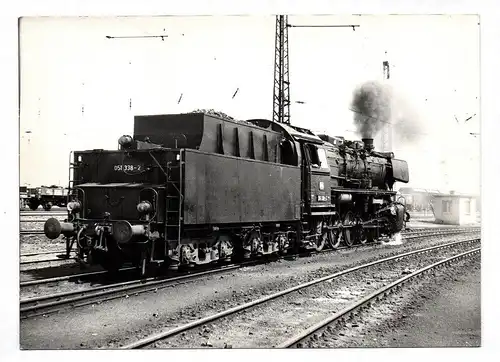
top-left (19, 15), bottom-right (480, 194)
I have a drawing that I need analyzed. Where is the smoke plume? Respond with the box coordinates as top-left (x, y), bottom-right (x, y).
top-left (350, 80), bottom-right (423, 144)
top-left (351, 80), bottom-right (392, 139)
top-left (391, 99), bottom-right (423, 143)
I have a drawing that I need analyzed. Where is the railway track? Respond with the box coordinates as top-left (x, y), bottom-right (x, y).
top-left (120, 237), bottom-right (480, 349)
top-left (402, 226), bottom-right (479, 236)
top-left (20, 267), bottom-right (137, 287)
top-left (20, 219), bottom-right (64, 223)
top-left (20, 212), bottom-right (66, 217)
top-left (20, 263), bottom-right (250, 319)
top-left (279, 247), bottom-right (480, 348)
top-left (20, 227), bottom-right (480, 290)
top-left (20, 256), bottom-right (76, 266)
top-left (21, 249), bottom-right (67, 257)
top-left (20, 231), bottom-right (480, 320)
top-left (20, 230), bottom-right (46, 235)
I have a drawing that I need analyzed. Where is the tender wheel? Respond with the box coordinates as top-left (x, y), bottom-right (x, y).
top-left (343, 211), bottom-right (356, 247)
top-left (96, 251), bottom-right (122, 274)
top-left (244, 230), bottom-right (262, 258)
top-left (43, 202), bottom-right (53, 211)
top-left (214, 233), bottom-right (234, 262)
top-left (92, 238), bottom-right (123, 275)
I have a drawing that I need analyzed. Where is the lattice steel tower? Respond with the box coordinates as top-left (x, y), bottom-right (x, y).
top-left (272, 15), bottom-right (291, 125)
top-left (380, 51), bottom-right (392, 152)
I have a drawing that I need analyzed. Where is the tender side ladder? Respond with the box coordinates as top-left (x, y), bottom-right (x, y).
top-left (164, 150), bottom-right (185, 259)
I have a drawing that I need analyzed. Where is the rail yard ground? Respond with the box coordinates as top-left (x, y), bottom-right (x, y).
top-left (349, 257), bottom-right (480, 348)
top-left (19, 227), bottom-right (480, 349)
top-left (295, 253), bottom-right (480, 348)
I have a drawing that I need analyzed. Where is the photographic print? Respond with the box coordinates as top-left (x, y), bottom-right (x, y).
top-left (18, 14), bottom-right (481, 350)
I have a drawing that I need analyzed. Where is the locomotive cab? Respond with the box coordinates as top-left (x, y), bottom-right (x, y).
top-left (300, 142), bottom-right (332, 213)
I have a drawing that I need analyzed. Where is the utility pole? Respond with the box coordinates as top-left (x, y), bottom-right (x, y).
top-left (380, 51), bottom-right (392, 152)
top-left (273, 16), bottom-right (359, 125)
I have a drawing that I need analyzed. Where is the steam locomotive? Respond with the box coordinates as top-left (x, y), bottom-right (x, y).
top-left (43, 113), bottom-right (409, 274)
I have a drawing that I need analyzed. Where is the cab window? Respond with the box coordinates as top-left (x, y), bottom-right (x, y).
top-left (280, 140), bottom-right (297, 166)
top-left (305, 144), bottom-right (328, 169)
top-left (317, 148), bottom-right (329, 169)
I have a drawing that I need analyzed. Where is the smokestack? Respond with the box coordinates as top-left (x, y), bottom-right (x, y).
top-left (362, 138), bottom-right (374, 152)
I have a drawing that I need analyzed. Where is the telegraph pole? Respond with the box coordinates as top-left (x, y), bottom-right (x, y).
top-left (273, 16), bottom-right (359, 125)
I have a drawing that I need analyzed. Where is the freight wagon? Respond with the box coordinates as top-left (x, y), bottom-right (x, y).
top-left (22, 185), bottom-right (69, 211)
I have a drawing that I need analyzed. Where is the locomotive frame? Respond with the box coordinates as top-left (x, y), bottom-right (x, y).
top-left (43, 113), bottom-right (409, 274)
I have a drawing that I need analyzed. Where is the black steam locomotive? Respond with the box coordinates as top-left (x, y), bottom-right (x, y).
top-left (44, 113), bottom-right (409, 274)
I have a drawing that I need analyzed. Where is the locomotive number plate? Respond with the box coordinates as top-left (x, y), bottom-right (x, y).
top-left (113, 164), bottom-right (143, 172)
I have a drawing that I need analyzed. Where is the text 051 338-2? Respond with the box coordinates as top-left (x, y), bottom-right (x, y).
top-left (114, 164), bottom-right (143, 172)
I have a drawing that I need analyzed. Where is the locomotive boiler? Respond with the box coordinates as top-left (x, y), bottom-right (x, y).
top-left (43, 112), bottom-right (409, 274)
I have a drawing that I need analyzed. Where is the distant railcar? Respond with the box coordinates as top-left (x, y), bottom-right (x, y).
top-left (398, 187), bottom-right (438, 212)
top-left (24, 185), bottom-right (68, 211)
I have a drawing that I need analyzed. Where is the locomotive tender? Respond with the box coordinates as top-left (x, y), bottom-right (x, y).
top-left (44, 113), bottom-right (409, 274)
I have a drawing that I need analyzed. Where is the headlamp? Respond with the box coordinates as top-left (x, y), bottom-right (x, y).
top-left (118, 135), bottom-right (134, 149)
top-left (137, 200), bottom-right (152, 215)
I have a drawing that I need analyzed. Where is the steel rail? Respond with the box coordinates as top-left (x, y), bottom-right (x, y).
top-left (21, 249), bottom-right (67, 257)
top-left (279, 247), bottom-right (481, 348)
top-left (20, 267), bottom-right (136, 287)
top-left (304, 229), bottom-right (480, 257)
top-left (20, 219), bottom-right (63, 223)
top-left (20, 212), bottom-right (66, 216)
top-left (403, 229), bottom-right (479, 240)
top-left (20, 270), bottom-right (109, 287)
top-left (120, 237), bottom-right (480, 349)
top-left (20, 257), bottom-right (76, 266)
top-left (403, 227), bottom-right (479, 237)
top-left (20, 230), bottom-right (45, 235)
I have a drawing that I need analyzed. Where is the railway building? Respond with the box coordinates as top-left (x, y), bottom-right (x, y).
top-left (432, 192), bottom-right (478, 225)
